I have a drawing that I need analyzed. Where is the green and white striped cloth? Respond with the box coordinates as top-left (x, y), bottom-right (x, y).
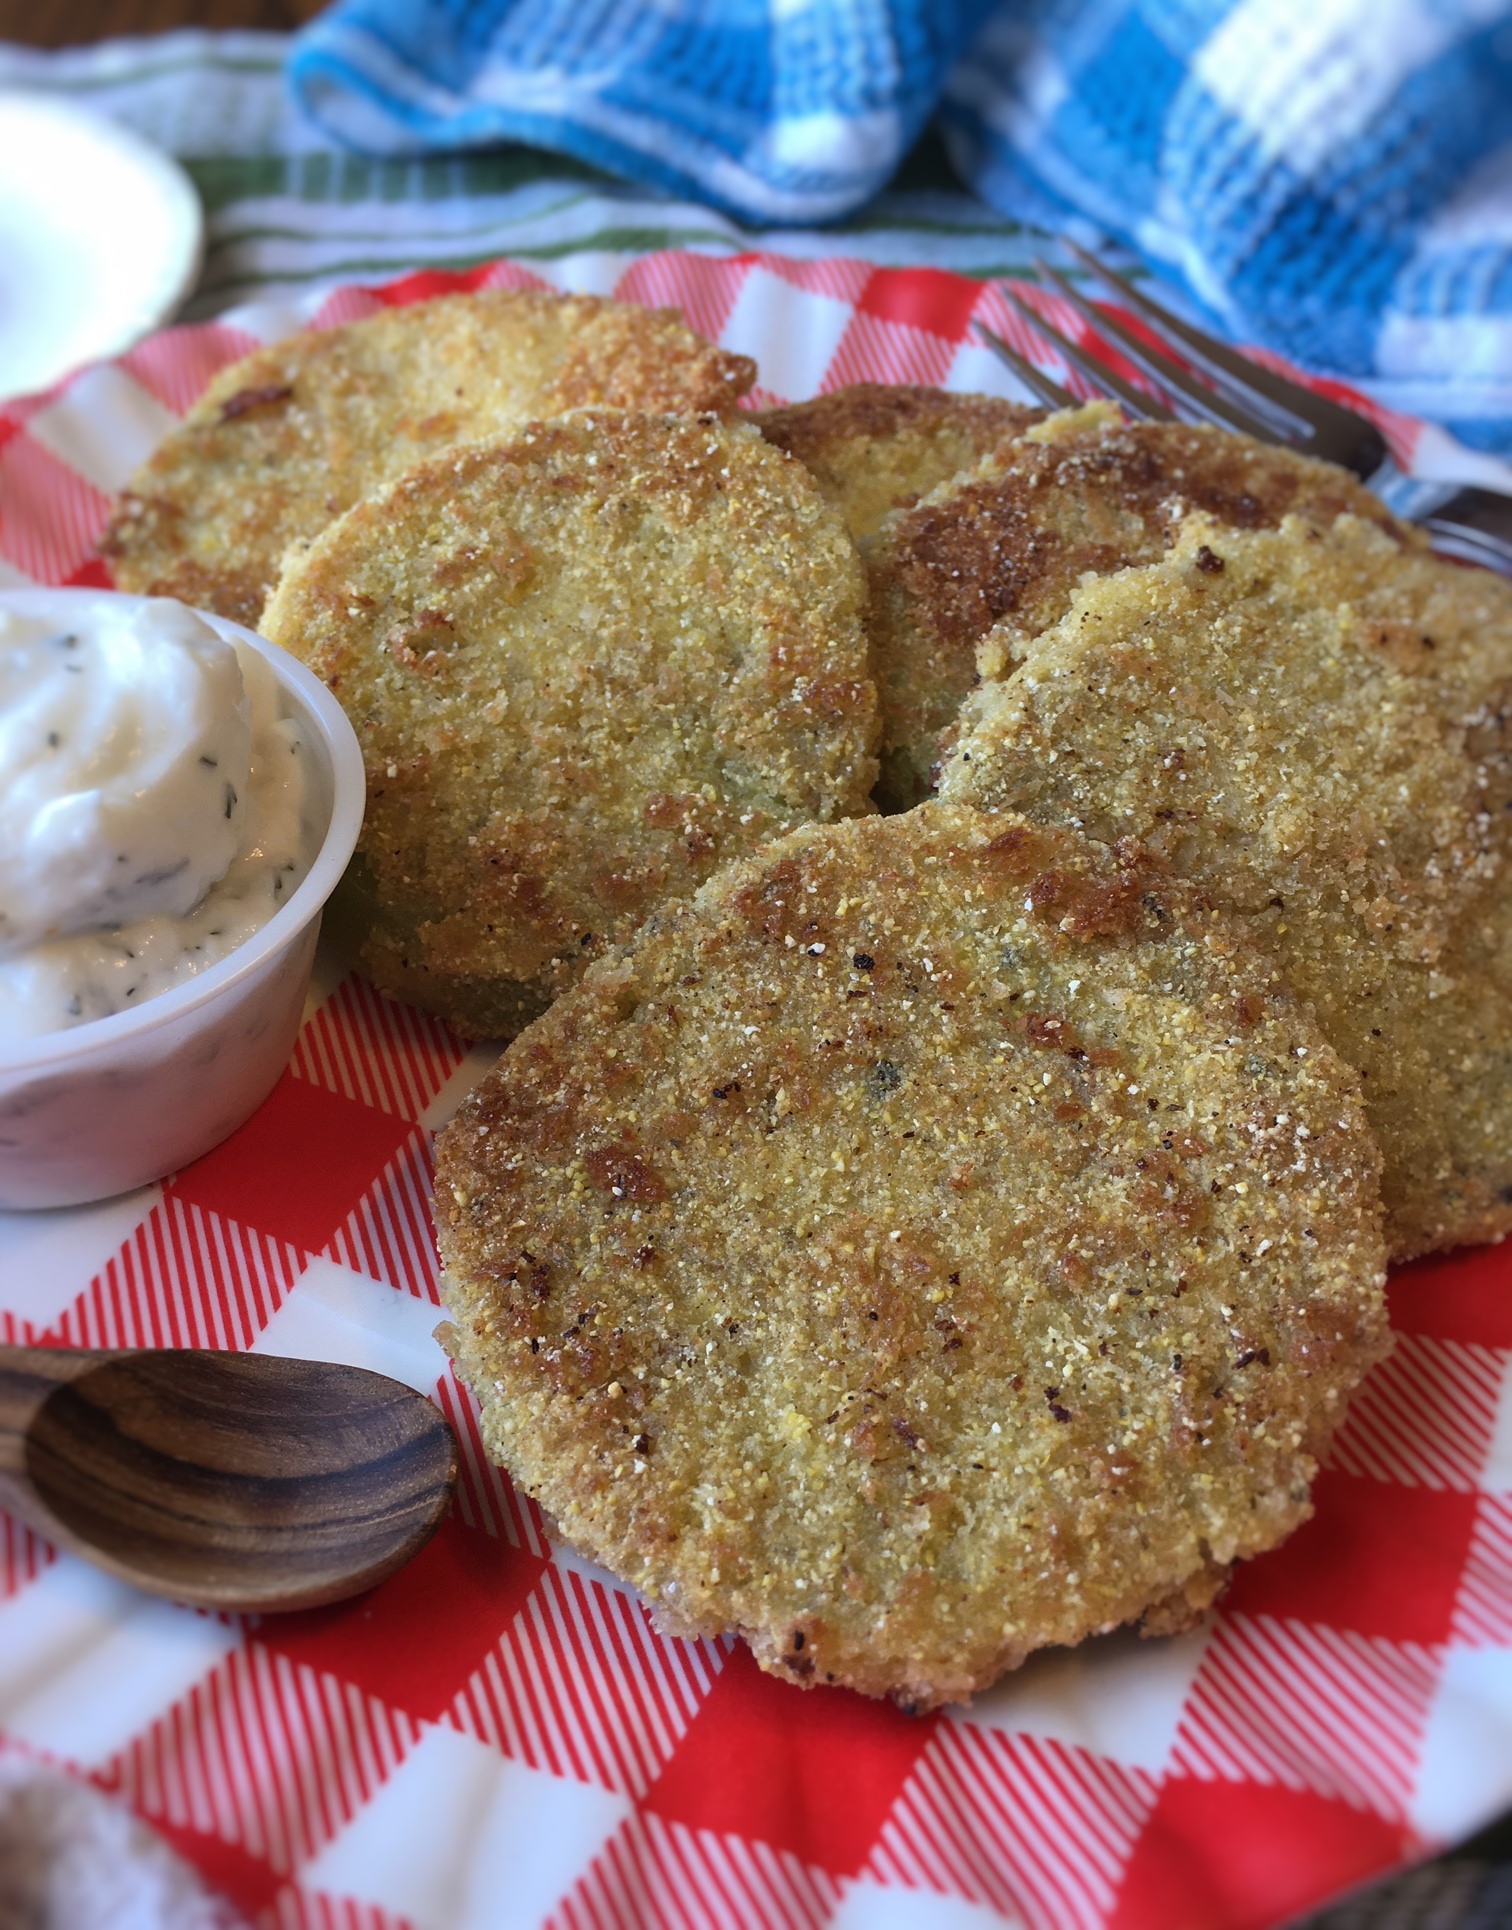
top-left (0, 29), bottom-right (1048, 320)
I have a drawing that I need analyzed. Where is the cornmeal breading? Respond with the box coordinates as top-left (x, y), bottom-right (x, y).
top-left (942, 513), bottom-right (1512, 1258)
top-left (262, 409), bottom-right (877, 1038)
top-left (755, 385), bottom-right (1041, 540)
top-left (100, 289), bottom-right (756, 628)
top-left (435, 804), bottom-right (1388, 1709)
top-left (866, 402), bottom-right (1407, 809)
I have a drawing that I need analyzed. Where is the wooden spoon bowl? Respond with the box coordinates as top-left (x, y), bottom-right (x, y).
top-left (0, 1345), bottom-right (457, 1611)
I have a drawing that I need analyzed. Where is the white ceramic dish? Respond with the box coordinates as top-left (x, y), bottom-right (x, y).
top-left (0, 591), bottom-right (364, 1209)
top-left (0, 93), bottom-right (204, 402)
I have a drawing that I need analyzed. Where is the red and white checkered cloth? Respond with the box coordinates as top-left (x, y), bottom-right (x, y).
top-left (0, 252), bottom-right (1506, 1930)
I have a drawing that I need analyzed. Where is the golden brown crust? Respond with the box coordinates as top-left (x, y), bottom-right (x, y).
top-left (755, 385), bottom-right (1041, 540)
top-left (435, 803), bottom-right (1388, 1709)
top-left (100, 289), bottom-right (756, 629)
top-left (943, 512), bottom-right (1512, 1259)
top-left (262, 409), bottom-right (877, 1038)
top-left (866, 401), bottom-right (1412, 809)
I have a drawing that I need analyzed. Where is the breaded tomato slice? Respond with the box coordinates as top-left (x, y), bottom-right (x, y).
top-left (756, 384), bottom-right (1040, 541)
top-left (865, 401), bottom-right (1405, 809)
top-left (102, 288), bottom-right (755, 629)
top-left (944, 513), bottom-right (1512, 1259)
top-left (436, 804), bottom-right (1387, 1708)
top-left (264, 409), bottom-right (877, 1038)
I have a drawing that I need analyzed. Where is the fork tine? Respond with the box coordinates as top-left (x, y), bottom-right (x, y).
top-left (1063, 242), bottom-right (1392, 479)
top-left (970, 322), bottom-right (1075, 410)
top-left (1061, 241), bottom-right (1324, 438)
top-left (995, 289), bottom-right (1177, 423)
top-left (1035, 260), bottom-right (1277, 441)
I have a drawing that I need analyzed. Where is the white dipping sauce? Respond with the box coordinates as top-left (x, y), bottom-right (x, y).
top-left (0, 599), bottom-right (313, 1044)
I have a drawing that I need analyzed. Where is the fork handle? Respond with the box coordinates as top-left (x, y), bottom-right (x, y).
top-left (1419, 487), bottom-right (1512, 578)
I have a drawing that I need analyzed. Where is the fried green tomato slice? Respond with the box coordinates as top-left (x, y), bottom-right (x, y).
top-left (435, 804), bottom-right (1388, 1710)
top-left (865, 401), bottom-right (1407, 809)
top-left (755, 385), bottom-right (1041, 541)
top-left (100, 289), bottom-right (756, 629)
top-left (942, 513), bottom-right (1512, 1259)
top-left (262, 409), bottom-right (877, 1039)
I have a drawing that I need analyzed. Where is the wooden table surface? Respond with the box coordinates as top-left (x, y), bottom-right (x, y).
top-left (0, 0), bottom-right (324, 43)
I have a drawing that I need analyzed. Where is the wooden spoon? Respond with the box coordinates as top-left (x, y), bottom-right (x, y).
top-left (0, 1345), bottom-right (457, 1612)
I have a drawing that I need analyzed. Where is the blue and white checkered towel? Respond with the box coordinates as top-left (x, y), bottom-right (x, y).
top-left (289, 0), bottom-right (1512, 452)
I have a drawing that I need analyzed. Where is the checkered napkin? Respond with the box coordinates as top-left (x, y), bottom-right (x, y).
top-left (286, 0), bottom-right (1512, 453)
top-left (285, 0), bottom-right (1002, 224)
top-left (937, 0), bottom-right (1512, 458)
top-left (5, 249), bottom-right (1512, 1930)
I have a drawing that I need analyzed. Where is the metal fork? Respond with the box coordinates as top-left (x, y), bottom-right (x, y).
top-left (976, 240), bottom-right (1512, 578)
